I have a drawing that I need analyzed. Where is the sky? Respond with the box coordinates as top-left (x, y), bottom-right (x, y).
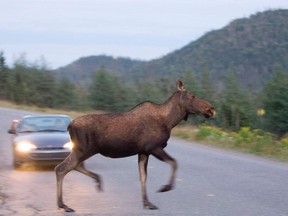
top-left (1, 0), bottom-right (288, 69)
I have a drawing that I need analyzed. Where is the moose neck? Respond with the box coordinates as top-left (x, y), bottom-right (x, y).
top-left (160, 92), bottom-right (187, 129)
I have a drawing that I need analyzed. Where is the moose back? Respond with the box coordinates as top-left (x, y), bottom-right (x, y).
top-left (55, 79), bottom-right (215, 212)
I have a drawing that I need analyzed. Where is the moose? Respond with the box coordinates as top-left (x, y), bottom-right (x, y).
top-left (55, 80), bottom-right (215, 212)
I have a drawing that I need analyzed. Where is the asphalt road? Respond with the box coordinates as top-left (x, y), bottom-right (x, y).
top-left (0, 107), bottom-right (288, 216)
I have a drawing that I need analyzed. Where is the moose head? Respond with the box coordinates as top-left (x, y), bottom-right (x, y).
top-left (176, 80), bottom-right (216, 119)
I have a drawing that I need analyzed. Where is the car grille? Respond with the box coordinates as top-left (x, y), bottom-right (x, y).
top-left (29, 148), bottom-right (70, 160)
top-left (37, 147), bottom-right (63, 150)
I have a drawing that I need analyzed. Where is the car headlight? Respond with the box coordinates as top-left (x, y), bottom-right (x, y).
top-left (63, 141), bottom-right (73, 150)
top-left (15, 142), bottom-right (37, 152)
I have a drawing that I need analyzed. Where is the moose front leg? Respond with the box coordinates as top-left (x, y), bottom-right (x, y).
top-left (152, 148), bottom-right (178, 192)
top-left (138, 154), bottom-right (158, 210)
top-left (55, 152), bottom-right (79, 212)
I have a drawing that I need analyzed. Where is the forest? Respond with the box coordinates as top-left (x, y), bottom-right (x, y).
top-left (1, 51), bottom-right (288, 138)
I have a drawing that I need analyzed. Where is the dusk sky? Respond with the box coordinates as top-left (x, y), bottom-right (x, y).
top-left (1, 0), bottom-right (288, 69)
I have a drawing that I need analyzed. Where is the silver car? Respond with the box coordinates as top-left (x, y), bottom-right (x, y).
top-left (8, 115), bottom-right (73, 168)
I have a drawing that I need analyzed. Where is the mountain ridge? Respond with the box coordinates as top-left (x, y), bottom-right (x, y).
top-left (54, 9), bottom-right (288, 91)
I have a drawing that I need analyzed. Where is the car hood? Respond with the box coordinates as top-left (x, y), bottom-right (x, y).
top-left (13, 132), bottom-right (70, 148)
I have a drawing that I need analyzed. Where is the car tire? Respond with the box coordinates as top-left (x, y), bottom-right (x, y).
top-left (13, 160), bottom-right (22, 169)
top-left (12, 151), bottom-right (22, 169)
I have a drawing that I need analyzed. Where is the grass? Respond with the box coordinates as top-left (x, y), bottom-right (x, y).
top-left (0, 100), bottom-right (103, 119)
top-left (172, 125), bottom-right (288, 162)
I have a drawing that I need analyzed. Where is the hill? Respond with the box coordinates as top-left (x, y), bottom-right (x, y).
top-left (54, 55), bottom-right (145, 83)
top-left (54, 9), bottom-right (288, 91)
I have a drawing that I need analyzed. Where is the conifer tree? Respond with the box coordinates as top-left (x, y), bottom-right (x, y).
top-left (89, 68), bottom-right (133, 112)
top-left (0, 51), bottom-right (10, 99)
top-left (261, 68), bottom-right (288, 136)
top-left (220, 69), bottom-right (256, 130)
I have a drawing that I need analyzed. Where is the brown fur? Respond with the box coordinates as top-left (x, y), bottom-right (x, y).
top-left (55, 80), bottom-right (215, 212)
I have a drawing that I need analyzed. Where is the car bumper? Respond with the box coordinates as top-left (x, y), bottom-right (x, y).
top-left (14, 149), bottom-right (71, 165)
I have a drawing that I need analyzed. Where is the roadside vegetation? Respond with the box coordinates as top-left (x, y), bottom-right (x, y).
top-left (2, 99), bottom-right (288, 162)
top-left (173, 125), bottom-right (288, 161)
top-left (0, 100), bottom-right (94, 119)
top-left (1, 52), bottom-right (288, 162)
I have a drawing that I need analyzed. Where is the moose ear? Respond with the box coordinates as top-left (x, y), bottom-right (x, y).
top-left (176, 79), bottom-right (185, 91)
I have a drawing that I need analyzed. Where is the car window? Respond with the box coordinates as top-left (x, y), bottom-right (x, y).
top-left (18, 116), bottom-right (71, 133)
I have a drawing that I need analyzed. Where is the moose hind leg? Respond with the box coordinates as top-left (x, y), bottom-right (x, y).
top-left (55, 152), bottom-right (79, 212)
top-left (138, 154), bottom-right (158, 210)
top-left (152, 148), bottom-right (178, 193)
top-left (75, 162), bottom-right (103, 191)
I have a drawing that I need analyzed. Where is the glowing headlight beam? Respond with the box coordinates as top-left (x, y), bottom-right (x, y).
top-left (63, 142), bottom-right (73, 150)
top-left (15, 142), bottom-right (37, 152)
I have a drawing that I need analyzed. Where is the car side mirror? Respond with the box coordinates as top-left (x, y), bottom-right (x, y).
top-left (8, 120), bottom-right (19, 134)
top-left (8, 128), bottom-right (16, 134)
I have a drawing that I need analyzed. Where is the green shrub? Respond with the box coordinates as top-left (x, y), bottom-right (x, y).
top-left (174, 124), bottom-right (288, 161)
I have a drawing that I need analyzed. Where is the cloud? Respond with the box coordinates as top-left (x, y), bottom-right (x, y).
top-left (1, 0), bottom-right (288, 68)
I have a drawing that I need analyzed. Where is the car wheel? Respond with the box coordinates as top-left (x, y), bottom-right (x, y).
top-left (12, 151), bottom-right (22, 169)
top-left (13, 159), bottom-right (22, 169)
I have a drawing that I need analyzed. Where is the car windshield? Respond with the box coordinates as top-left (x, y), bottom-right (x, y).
top-left (18, 116), bottom-right (71, 133)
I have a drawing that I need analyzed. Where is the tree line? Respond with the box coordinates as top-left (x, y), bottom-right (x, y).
top-left (1, 52), bottom-right (288, 137)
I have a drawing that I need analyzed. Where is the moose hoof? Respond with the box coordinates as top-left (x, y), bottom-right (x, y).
top-left (65, 207), bottom-right (75, 213)
top-left (144, 202), bottom-right (158, 210)
top-left (95, 178), bottom-right (103, 192)
top-left (59, 204), bottom-right (75, 212)
top-left (157, 184), bottom-right (173, 193)
top-left (96, 183), bottom-right (103, 192)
